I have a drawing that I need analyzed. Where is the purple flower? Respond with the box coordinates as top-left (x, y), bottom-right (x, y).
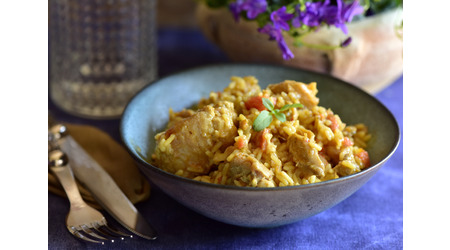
top-left (319, 1), bottom-right (339, 25)
top-left (243, 0), bottom-right (267, 19)
top-left (231, 0), bottom-right (364, 61)
top-left (342, 0), bottom-right (364, 23)
top-left (270, 6), bottom-right (294, 31)
top-left (326, 0), bottom-right (363, 34)
top-left (278, 39), bottom-right (295, 60)
top-left (258, 24), bottom-right (294, 60)
top-left (229, 0), bottom-right (267, 22)
top-left (229, 0), bottom-right (244, 21)
top-left (258, 23), bottom-right (283, 41)
top-left (293, 0), bottom-right (363, 35)
top-left (292, 1), bottom-right (327, 28)
top-left (323, 0), bottom-right (348, 34)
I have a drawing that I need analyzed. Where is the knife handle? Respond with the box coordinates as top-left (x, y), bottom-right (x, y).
top-left (49, 149), bottom-right (85, 209)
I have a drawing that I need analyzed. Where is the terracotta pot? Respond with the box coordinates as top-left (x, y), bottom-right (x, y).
top-left (196, 4), bottom-right (403, 94)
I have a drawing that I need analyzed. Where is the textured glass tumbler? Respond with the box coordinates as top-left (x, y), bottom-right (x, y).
top-left (50, 0), bottom-right (157, 118)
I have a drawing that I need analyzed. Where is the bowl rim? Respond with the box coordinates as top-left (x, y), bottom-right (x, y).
top-left (120, 62), bottom-right (401, 192)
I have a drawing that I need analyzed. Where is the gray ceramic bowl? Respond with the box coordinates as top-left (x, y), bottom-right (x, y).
top-left (120, 63), bottom-right (400, 228)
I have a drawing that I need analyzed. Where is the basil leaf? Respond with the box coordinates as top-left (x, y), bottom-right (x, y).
top-left (262, 98), bottom-right (274, 111)
top-left (253, 110), bottom-right (273, 131)
top-left (273, 111), bottom-right (286, 123)
top-left (279, 103), bottom-right (304, 112)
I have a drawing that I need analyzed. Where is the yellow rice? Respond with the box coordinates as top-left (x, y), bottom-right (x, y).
top-left (151, 76), bottom-right (371, 187)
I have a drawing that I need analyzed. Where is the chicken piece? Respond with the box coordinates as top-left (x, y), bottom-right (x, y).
top-left (268, 80), bottom-right (319, 109)
top-left (228, 152), bottom-right (274, 187)
top-left (288, 133), bottom-right (325, 177)
top-left (167, 108), bottom-right (195, 128)
top-left (152, 101), bottom-right (237, 178)
top-left (323, 136), bottom-right (354, 165)
top-left (333, 146), bottom-right (360, 177)
top-left (323, 143), bottom-right (340, 165)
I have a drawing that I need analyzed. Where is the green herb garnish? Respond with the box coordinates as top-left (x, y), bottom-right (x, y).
top-left (252, 98), bottom-right (304, 131)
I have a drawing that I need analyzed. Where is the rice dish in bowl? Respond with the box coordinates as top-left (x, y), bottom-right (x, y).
top-left (120, 64), bottom-right (400, 228)
top-left (151, 76), bottom-right (371, 188)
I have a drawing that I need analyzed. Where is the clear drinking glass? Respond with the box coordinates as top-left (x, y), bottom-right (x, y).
top-left (49, 0), bottom-right (157, 118)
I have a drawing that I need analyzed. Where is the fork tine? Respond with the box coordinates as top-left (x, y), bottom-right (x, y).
top-left (93, 226), bottom-right (124, 241)
top-left (96, 219), bottom-right (133, 238)
top-left (96, 225), bottom-right (132, 241)
top-left (94, 224), bottom-right (131, 240)
top-left (68, 227), bottom-right (104, 244)
top-left (80, 224), bottom-right (111, 242)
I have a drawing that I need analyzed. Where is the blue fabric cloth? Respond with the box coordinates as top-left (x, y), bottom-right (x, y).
top-left (48, 28), bottom-right (403, 249)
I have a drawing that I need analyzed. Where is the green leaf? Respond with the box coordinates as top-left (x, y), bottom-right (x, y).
top-left (255, 13), bottom-right (270, 28)
top-left (279, 103), bottom-right (304, 112)
top-left (253, 110), bottom-right (273, 131)
top-left (252, 100), bottom-right (304, 131)
top-left (262, 98), bottom-right (274, 111)
top-left (273, 111), bottom-right (286, 123)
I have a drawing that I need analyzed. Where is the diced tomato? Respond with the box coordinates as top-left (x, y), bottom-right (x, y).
top-left (255, 128), bottom-right (269, 151)
top-left (328, 114), bottom-right (339, 131)
top-left (342, 137), bottom-right (354, 147)
top-left (244, 96), bottom-right (275, 111)
top-left (356, 149), bottom-right (370, 167)
top-left (235, 137), bottom-right (246, 149)
top-left (245, 96), bottom-right (266, 111)
top-left (318, 113), bottom-right (327, 120)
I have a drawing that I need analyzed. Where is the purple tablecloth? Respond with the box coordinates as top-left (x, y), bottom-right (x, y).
top-left (48, 28), bottom-right (403, 249)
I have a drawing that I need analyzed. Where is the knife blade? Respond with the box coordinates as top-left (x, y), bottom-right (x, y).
top-left (49, 124), bottom-right (157, 240)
